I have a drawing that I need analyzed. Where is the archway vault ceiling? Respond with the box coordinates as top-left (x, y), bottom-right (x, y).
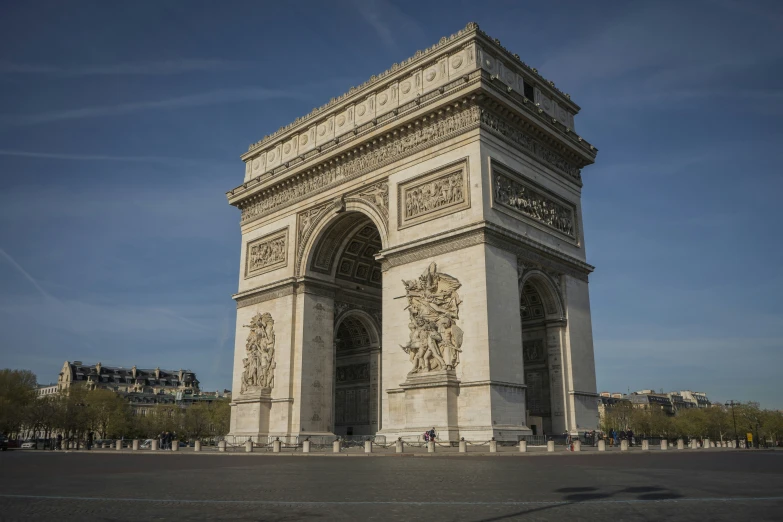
top-left (336, 316), bottom-right (374, 353)
top-left (521, 282), bottom-right (547, 323)
top-left (311, 213), bottom-right (382, 288)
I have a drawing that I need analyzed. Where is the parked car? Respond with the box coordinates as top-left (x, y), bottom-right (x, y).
top-left (21, 441), bottom-right (36, 449)
top-left (139, 439), bottom-right (154, 449)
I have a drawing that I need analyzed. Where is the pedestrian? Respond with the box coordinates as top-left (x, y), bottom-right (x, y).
top-left (428, 427), bottom-right (436, 442)
top-left (627, 429), bottom-right (635, 447)
top-left (87, 432), bottom-right (94, 450)
top-left (423, 431), bottom-right (429, 442)
top-left (56, 434), bottom-right (62, 450)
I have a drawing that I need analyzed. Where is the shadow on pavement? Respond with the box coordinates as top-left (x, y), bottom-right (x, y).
top-left (471, 485), bottom-right (683, 522)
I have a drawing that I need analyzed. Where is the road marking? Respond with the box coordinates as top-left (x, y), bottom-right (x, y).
top-left (0, 494), bottom-right (782, 506)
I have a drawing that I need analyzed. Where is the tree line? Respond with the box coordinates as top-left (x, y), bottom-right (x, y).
top-left (600, 400), bottom-right (783, 445)
top-left (0, 369), bottom-right (230, 442)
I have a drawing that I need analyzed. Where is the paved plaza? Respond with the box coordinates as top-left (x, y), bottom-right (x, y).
top-left (1, 449), bottom-right (781, 521)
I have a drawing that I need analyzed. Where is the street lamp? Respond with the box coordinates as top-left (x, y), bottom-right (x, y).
top-left (725, 400), bottom-right (739, 448)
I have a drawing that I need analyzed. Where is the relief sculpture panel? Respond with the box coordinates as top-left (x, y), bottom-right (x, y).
top-left (398, 159), bottom-right (470, 229)
top-left (240, 312), bottom-right (276, 395)
top-left (244, 228), bottom-right (288, 278)
top-left (400, 262), bottom-right (464, 374)
top-left (491, 164), bottom-right (577, 240)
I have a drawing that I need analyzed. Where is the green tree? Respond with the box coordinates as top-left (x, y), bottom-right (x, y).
top-left (208, 399), bottom-right (231, 437)
top-left (0, 369), bottom-right (37, 437)
top-left (703, 406), bottom-right (732, 441)
top-left (673, 408), bottom-right (707, 439)
top-left (760, 410), bottom-right (783, 445)
top-left (84, 389), bottom-right (132, 438)
top-left (601, 401), bottom-right (634, 433)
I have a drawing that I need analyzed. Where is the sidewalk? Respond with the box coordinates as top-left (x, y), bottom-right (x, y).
top-left (54, 444), bottom-right (774, 457)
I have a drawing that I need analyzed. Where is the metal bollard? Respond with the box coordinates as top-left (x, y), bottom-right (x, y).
top-left (677, 439), bottom-right (684, 450)
top-left (598, 440), bottom-right (606, 451)
top-left (364, 440), bottom-right (372, 454)
top-left (396, 438), bottom-right (403, 453)
top-left (547, 440), bottom-right (555, 452)
top-left (151, 440), bottom-right (159, 451)
top-left (661, 440), bottom-right (668, 450)
top-left (273, 438), bottom-right (281, 453)
top-left (642, 440), bottom-right (649, 451)
top-left (620, 440), bottom-right (629, 451)
top-left (427, 441), bottom-right (435, 453)
top-left (172, 440), bottom-right (179, 452)
top-left (218, 440), bottom-right (227, 452)
top-left (489, 438), bottom-right (498, 453)
top-left (459, 438), bottom-right (467, 453)
top-left (333, 439), bottom-right (341, 453)
top-left (132, 439), bottom-right (139, 451)
top-left (115, 440), bottom-right (122, 451)
top-left (245, 440), bottom-right (253, 453)
top-left (194, 440), bottom-right (201, 452)
top-left (302, 439), bottom-right (310, 453)
top-left (519, 440), bottom-right (528, 453)
top-left (573, 440), bottom-right (581, 452)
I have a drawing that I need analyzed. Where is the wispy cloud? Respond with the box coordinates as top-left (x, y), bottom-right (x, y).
top-left (2, 87), bottom-right (308, 126)
top-left (354, 0), bottom-right (397, 51)
top-left (0, 59), bottom-right (251, 76)
top-left (0, 149), bottom-right (217, 165)
top-left (0, 249), bottom-right (52, 300)
top-left (351, 0), bottom-right (424, 54)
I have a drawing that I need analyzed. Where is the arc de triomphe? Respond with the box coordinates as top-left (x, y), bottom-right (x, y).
top-left (227, 23), bottom-right (599, 442)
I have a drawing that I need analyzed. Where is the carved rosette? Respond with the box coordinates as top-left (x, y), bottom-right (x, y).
top-left (400, 262), bottom-right (464, 374)
top-left (240, 312), bottom-right (276, 396)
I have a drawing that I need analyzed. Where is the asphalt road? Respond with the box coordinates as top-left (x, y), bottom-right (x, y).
top-left (1, 450), bottom-right (781, 521)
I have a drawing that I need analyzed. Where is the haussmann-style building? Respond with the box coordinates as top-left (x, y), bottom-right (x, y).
top-left (226, 22), bottom-right (600, 442)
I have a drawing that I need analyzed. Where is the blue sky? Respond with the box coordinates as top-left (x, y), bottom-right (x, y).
top-left (1, 1), bottom-right (781, 407)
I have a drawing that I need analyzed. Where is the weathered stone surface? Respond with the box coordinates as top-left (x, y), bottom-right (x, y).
top-left (227, 23), bottom-right (599, 442)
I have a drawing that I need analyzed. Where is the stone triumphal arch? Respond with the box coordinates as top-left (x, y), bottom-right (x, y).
top-left (227, 23), bottom-right (600, 441)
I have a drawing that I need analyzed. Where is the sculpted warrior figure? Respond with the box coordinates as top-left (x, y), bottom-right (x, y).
top-left (399, 262), bottom-right (464, 374)
top-left (240, 312), bottom-right (276, 394)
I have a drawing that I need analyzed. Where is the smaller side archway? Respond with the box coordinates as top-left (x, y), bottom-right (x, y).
top-left (332, 310), bottom-right (382, 437)
top-left (518, 270), bottom-right (567, 437)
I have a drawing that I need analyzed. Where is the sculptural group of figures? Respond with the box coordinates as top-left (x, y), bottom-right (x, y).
top-left (400, 262), bottom-right (464, 374)
top-left (494, 175), bottom-right (574, 236)
top-left (240, 312), bottom-right (276, 393)
top-left (404, 173), bottom-right (464, 219)
top-left (249, 237), bottom-right (286, 270)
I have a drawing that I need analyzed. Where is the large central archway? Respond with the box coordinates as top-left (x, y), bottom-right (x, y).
top-left (304, 209), bottom-right (384, 437)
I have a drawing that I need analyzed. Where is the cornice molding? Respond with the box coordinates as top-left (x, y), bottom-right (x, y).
top-left (243, 22), bottom-right (580, 158)
top-left (231, 96), bottom-right (593, 227)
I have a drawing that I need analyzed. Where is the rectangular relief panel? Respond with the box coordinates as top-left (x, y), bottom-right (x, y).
top-left (244, 227), bottom-right (288, 279)
top-left (397, 158), bottom-right (470, 229)
top-left (490, 161), bottom-right (579, 244)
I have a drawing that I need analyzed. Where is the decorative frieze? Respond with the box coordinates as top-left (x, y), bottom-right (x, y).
top-left (400, 262), bottom-right (464, 374)
top-left (398, 159), bottom-right (470, 229)
top-left (244, 228), bottom-right (288, 278)
top-left (491, 164), bottom-right (577, 240)
top-left (479, 108), bottom-right (581, 181)
top-left (240, 312), bottom-right (276, 395)
top-left (336, 363), bottom-right (370, 384)
top-left (240, 105), bottom-right (481, 224)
